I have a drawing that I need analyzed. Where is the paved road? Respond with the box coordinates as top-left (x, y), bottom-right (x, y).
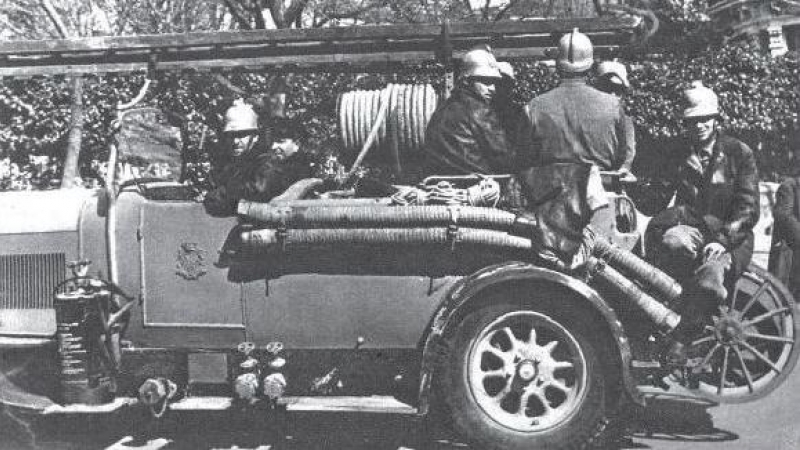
top-left (2, 368), bottom-right (799, 450)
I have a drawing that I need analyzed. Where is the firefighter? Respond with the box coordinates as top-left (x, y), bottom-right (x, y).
top-left (203, 99), bottom-right (312, 217)
top-left (521, 29), bottom-right (633, 173)
top-left (594, 60), bottom-right (636, 182)
top-left (645, 81), bottom-right (760, 361)
top-left (421, 46), bottom-right (513, 177)
top-left (770, 141), bottom-right (800, 297)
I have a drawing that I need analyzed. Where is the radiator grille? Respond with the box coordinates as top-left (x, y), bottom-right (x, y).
top-left (0, 253), bottom-right (65, 309)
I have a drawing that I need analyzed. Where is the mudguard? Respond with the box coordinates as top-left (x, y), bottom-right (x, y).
top-left (417, 261), bottom-right (642, 415)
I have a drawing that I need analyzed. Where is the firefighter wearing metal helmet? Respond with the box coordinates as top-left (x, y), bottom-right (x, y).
top-left (421, 46), bottom-right (514, 177)
top-left (645, 81), bottom-right (760, 363)
top-left (520, 29), bottom-right (633, 174)
top-left (593, 60), bottom-right (637, 181)
top-left (204, 99), bottom-right (312, 217)
top-left (515, 29), bottom-right (630, 265)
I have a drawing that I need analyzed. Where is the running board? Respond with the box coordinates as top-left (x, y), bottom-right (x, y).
top-left (42, 396), bottom-right (418, 415)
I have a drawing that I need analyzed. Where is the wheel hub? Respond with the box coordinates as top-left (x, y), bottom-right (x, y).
top-left (516, 360), bottom-right (537, 382)
top-left (714, 314), bottom-right (744, 345)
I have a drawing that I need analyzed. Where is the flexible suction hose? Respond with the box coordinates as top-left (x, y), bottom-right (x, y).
top-left (240, 227), bottom-right (532, 251)
top-left (593, 238), bottom-right (683, 304)
top-left (237, 203), bottom-right (518, 231)
top-left (587, 257), bottom-right (681, 332)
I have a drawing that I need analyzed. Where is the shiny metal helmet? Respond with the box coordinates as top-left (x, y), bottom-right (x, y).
top-left (596, 61), bottom-right (630, 89)
top-left (683, 81), bottom-right (719, 118)
top-left (223, 99), bottom-right (259, 133)
top-left (557, 28), bottom-right (594, 73)
top-left (462, 47), bottom-right (502, 79)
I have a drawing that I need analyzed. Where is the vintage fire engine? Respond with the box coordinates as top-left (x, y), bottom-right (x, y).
top-left (1, 18), bottom-right (797, 450)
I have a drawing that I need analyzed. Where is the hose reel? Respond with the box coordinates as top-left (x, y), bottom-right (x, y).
top-left (337, 84), bottom-right (438, 157)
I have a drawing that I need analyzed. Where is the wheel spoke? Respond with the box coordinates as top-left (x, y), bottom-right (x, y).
top-left (744, 332), bottom-right (794, 344)
top-left (479, 341), bottom-right (514, 367)
top-left (699, 343), bottom-right (722, 369)
top-left (528, 327), bottom-right (537, 344)
top-left (740, 341), bottom-right (782, 374)
top-left (717, 347), bottom-right (730, 395)
top-left (543, 340), bottom-right (558, 354)
top-left (740, 280), bottom-right (771, 315)
top-left (518, 390), bottom-right (535, 417)
top-left (499, 327), bottom-right (519, 352)
top-left (730, 285), bottom-right (742, 309)
top-left (492, 383), bottom-right (513, 400)
top-left (691, 335), bottom-right (716, 347)
top-left (552, 360), bottom-right (574, 370)
top-left (732, 345), bottom-right (755, 393)
top-left (482, 368), bottom-right (508, 379)
top-left (547, 379), bottom-right (570, 393)
top-left (742, 307), bottom-right (790, 327)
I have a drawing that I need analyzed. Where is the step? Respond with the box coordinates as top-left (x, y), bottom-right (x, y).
top-left (41, 395), bottom-right (418, 415)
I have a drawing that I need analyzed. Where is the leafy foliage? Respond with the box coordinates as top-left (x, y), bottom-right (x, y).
top-left (2, 39), bottom-right (799, 190)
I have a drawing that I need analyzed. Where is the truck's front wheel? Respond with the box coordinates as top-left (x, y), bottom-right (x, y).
top-left (440, 303), bottom-right (608, 450)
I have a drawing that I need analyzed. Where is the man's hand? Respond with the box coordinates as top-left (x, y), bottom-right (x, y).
top-left (663, 224), bottom-right (704, 259)
top-left (618, 168), bottom-right (637, 183)
top-left (703, 242), bottom-right (727, 263)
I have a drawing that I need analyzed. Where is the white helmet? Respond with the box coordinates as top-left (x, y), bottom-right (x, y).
top-left (683, 81), bottom-right (719, 118)
top-left (557, 28), bottom-right (594, 74)
top-left (596, 61), bottom-right (629, 89)
top-left (223, 99), bottom-right (259, 133)
top-left (495, 61), bottom-right (515, 79)
top-left (462, 47), bottom-right (502, 79)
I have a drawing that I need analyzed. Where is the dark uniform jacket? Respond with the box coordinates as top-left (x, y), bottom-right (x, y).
top-left (521, 78), bottom-right (633, 171)
top-left (423, 85), bottom-right (513, 176)
top-left (771, 176), bottom-right (800, 293)
top-left (203, 142), bottom-right (312, 217)
top-left (647, 133), bottom-right (760, 280)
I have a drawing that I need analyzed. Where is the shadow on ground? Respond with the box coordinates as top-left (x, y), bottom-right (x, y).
top-left (614, 394), bottom-right (738, 449)
top-left (1, 394), bottom-right (739, 450)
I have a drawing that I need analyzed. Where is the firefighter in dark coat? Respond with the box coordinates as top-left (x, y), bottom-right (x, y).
top-left (521, 29), bottom-right (633, 174)
top-left (770, 143), bottom-right (800, 297)
top-left (204, 100), bottom-right (312, 217)
top-left (645, 81), bottom-right (760, 360)
top-left (422, 47), bottom-right (513, 176)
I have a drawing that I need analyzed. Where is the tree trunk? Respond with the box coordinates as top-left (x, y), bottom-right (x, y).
top-left (61, 76), bottom-right (84, 188)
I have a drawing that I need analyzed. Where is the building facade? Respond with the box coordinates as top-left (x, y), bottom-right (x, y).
top-left (708, 0), bottom-right (800, 55)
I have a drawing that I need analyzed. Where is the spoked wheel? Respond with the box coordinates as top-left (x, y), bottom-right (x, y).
top-left (439, 303), bottom-right (608, 450)
top-left (680, 264), bottom-right (799, 403)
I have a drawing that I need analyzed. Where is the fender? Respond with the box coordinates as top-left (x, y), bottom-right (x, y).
top-left (416, 261), bottom-right (642, 415)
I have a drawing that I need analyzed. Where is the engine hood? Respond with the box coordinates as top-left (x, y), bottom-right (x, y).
top-left (0, 189), bottom-right (100, 234)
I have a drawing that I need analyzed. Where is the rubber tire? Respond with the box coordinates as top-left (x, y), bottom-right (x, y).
top-left (439, 302), bottom-right (609, 450)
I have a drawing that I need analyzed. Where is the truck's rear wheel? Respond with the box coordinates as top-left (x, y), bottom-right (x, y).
top-left (440, 303), bottom-right (608, 450)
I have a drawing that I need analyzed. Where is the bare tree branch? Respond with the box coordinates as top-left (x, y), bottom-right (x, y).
top-left (223, 0), bottom-right (253, 30)
top-left (213, 73), bottom-right (248, 96)
top-left (493, 0), bottom-right (523, 21)
top-left (40, 0), bottom-right (72, 38)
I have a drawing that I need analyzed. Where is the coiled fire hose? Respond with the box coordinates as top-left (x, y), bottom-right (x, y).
top-left (338, 84), bottom-right (437, 155)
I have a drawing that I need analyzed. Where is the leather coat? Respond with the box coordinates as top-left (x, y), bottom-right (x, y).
top-left (422, 85), bottom-right (513, 177)
top-left (204, 141), bottom-right (312, 217)
top-left (646, 133), bottom-right (759, 280)
top-left (771, 176), bottom-right (800, 293)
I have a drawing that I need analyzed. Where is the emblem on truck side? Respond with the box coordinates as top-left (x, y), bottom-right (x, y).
top-left (175, 242), bottom-right (207, 280)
